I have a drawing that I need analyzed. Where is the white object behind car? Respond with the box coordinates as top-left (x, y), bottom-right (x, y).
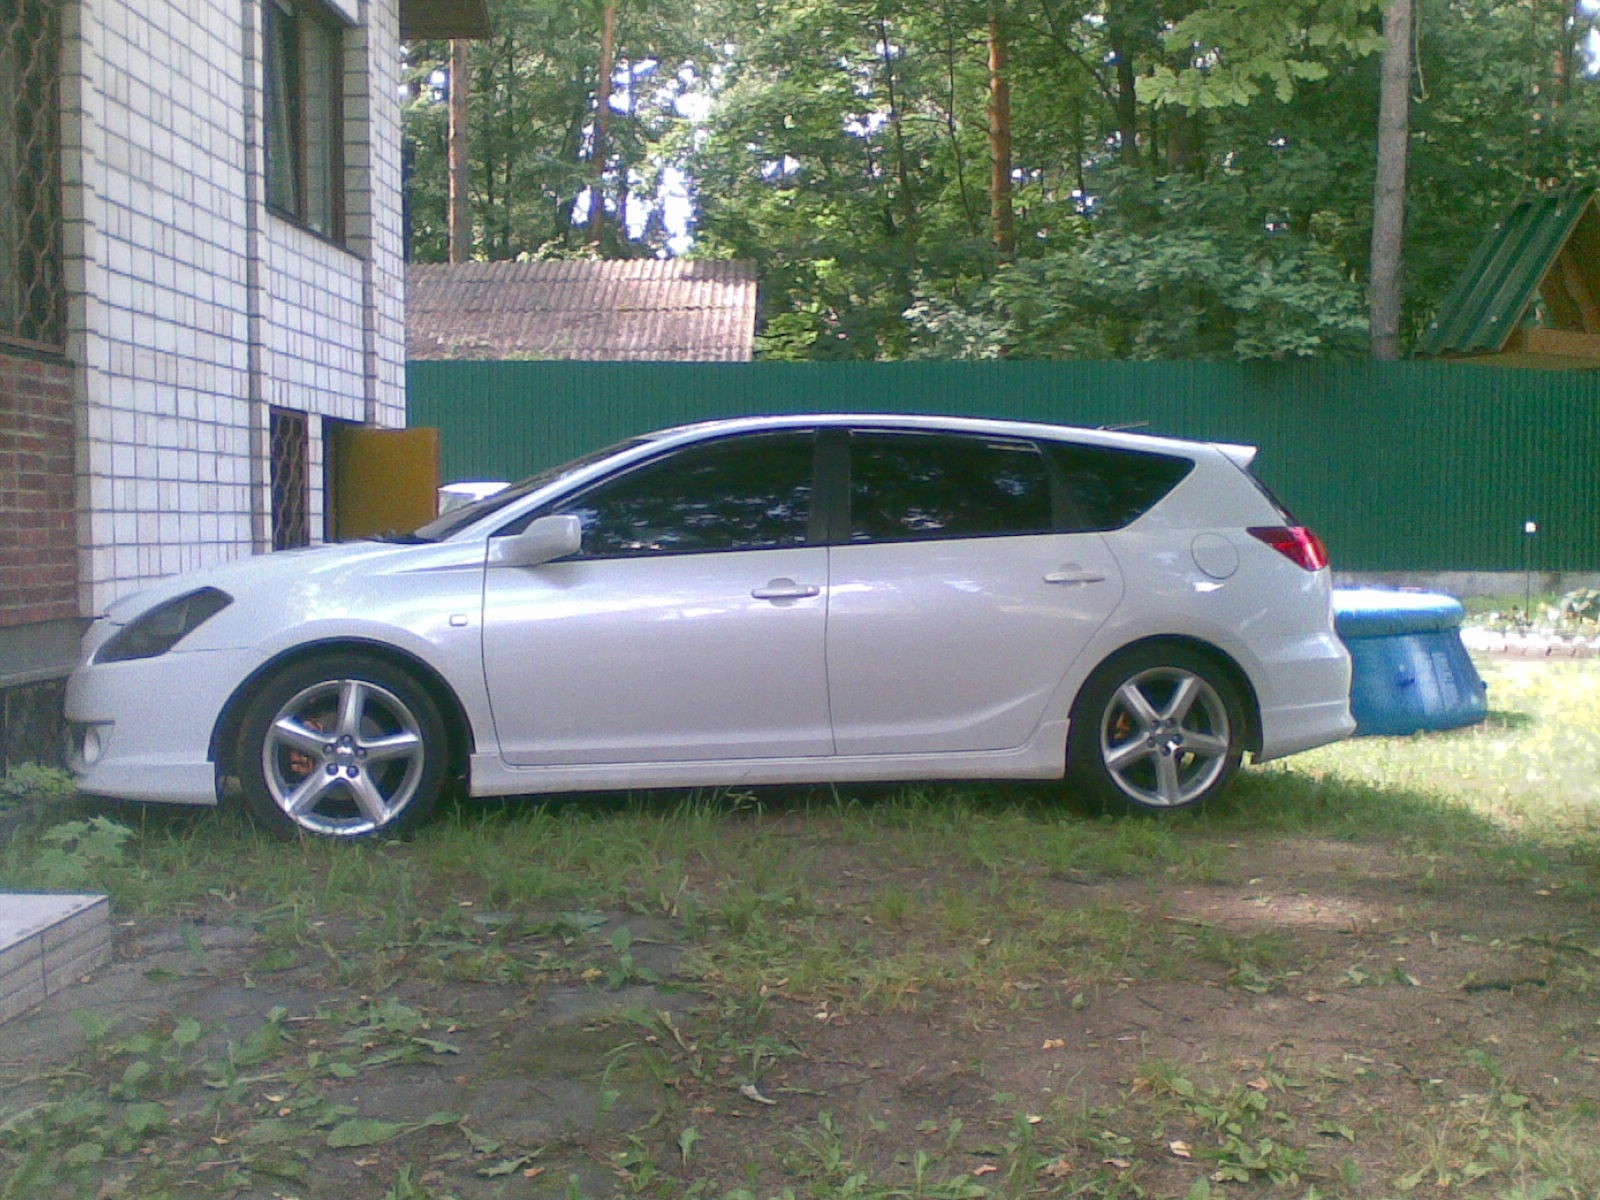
top-left (437, 480), bottom-right (509, 514)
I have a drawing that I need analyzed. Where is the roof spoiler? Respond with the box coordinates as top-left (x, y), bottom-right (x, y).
top-left (1215, 442), bottom-right (1258, 470)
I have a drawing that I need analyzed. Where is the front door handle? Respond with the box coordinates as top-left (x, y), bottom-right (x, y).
top-left (752, 578), bottom-right (821, 601)
top-left (1044, 566), bottom-right (1107, 586)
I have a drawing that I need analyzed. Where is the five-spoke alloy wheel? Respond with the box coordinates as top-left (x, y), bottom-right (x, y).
top-left (235, 654), bottom-right (448, 838)
top-left (1068, 644), bottom-right (1245, 812)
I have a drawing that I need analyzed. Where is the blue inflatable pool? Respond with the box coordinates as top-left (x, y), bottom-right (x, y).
top-left (1331, 590), bottom-right (1489, 736)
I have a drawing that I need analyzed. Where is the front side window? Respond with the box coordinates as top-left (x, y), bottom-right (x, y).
top-left (554, 432), bottom-right (815, 558)
top-left (848, 431), bottom-right (1053, 543)
top-left (265, 0), bottom-right (345, 240)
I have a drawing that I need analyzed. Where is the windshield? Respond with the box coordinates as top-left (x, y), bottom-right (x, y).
top-left (410, 436), bottom-right (649, 541)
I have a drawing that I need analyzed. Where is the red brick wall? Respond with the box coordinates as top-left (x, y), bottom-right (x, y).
top-left (0, 350), bottom-right (77, 628)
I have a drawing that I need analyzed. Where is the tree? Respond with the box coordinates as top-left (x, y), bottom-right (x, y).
top-left (403, 0), bottom-right (1600, 358)
top-left (1368, 0), bottom-right (1411, 360)
top-left (404, 0), bottom-right (710, 261)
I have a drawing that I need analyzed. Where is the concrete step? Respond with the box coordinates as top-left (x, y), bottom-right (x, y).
top-left (0, 893), bottom-right (112, 1025)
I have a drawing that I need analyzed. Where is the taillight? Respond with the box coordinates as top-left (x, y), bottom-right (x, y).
top-left (1247, 526), bottom-right (1329, 571)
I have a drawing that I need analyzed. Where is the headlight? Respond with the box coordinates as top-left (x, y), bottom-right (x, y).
top-left (96, 587), bottom-right (233, 663)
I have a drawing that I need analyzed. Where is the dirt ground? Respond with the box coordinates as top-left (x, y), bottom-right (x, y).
top-left (4, 820), bottom-right (1597, 1200)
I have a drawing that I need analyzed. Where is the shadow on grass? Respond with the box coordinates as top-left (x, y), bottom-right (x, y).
top-left (432, 762), bottom-right (1519, 858)
top-left (8, 755), bottom-right (1590, 916)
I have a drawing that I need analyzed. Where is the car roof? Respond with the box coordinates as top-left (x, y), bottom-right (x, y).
top-left (642, 413), bottom-right (1257, 469)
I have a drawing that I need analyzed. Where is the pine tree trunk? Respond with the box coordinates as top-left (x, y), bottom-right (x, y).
top-left (988, 6), bottom-right (1015, 256)
top-left (1369, 0), bottom-right (1413, 360)
top-left (448, 39), bottom-right (471, 264)
top-left (589, 3), bottom-right (618, 247)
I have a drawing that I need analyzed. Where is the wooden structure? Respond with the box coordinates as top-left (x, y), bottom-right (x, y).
top-left (1416, 190), bottom-right (1600, 369)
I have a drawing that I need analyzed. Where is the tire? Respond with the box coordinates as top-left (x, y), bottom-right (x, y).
top-left (1067, 644), bottom-right (1245, 813)
top-left (235, 654), bottom-right (449, 839)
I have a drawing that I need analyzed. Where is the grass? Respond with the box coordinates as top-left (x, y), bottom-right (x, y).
top-left (2, 658), bottom-right (1599, 1198)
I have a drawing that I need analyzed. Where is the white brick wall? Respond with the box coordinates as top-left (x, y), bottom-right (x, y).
top-left (62, 0), bottom-right (407, 613)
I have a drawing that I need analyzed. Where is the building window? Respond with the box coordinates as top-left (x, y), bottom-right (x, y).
top-left (264, 0), bottom-right (345, 240)
top-left (0, 0), bottom-right (63, 348)
top-left (271, 408), bottom-right (311, 550)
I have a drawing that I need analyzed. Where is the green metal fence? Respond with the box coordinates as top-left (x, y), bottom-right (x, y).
top-left (407, 360), bottom-right (1600, 572)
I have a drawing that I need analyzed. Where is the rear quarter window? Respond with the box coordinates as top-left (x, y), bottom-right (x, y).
top-left (1047, 442), bottom-right (1195, 532)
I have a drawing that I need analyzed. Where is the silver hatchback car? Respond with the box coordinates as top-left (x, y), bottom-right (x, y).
top-left (67, 414), bottom-right (1354, 838)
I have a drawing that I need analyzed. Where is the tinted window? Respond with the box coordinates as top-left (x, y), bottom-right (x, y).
top-left (1048, 442), bottom-right (1194, 531)
top-left (849, 432), bottom-right (1053, 542)
top-left (555, 432), bottom-right (814, 557)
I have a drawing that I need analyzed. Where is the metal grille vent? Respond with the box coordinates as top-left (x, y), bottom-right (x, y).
top-left (0, 0), bottom-right (64, 349)
top-left (270, 408), bottom-right (311, 550)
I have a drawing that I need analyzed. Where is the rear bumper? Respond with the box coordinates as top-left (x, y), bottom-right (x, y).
top-left (1250, 631), bottom-right (1355, 761)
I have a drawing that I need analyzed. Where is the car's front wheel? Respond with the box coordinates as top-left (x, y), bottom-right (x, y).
top-left (1067, 645), bottom-right (1245, 813)
top-left (235, 654), bottom-right (448, 839)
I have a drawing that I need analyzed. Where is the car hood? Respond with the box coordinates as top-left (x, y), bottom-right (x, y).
top-left (99, 538), bottom-right (486, 628)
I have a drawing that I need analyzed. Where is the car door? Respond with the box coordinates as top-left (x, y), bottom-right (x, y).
top-left (482, 430), bottom-right (833, 767)
top-left (825, 429), bottom-right (1124, 757)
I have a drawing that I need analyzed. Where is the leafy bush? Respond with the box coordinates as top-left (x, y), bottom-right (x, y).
top-left (1560, 588), bottom-right (1600, 624)
top-left (0, 764), bottom-right (77, 811)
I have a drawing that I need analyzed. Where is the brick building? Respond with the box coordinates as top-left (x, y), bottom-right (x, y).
top-left (0, 0), bottom-right (488, 767)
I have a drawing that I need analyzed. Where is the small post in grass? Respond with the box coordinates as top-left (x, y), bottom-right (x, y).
top-left (1523, 519), bottom-right (1539, 624)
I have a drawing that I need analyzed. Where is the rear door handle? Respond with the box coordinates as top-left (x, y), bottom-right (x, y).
top-left (752, 578), bottom-right (821, 601)
top-left (1044, 567), bottom-right (1107, 586)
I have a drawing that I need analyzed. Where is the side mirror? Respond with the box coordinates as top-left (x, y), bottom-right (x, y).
top-left (488, 514), bottom-right (583, 567)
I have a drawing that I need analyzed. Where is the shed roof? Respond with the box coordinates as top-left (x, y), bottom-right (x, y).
top-left (1416, 190), bottom-right (1600, 368)
top-left (406, 260), bottom-right (760, 362)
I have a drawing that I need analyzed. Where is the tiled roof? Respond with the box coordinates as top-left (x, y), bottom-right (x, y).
top-left (406, 260), bottom-right (759, 362)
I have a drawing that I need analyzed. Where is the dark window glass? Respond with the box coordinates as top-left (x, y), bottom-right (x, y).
top-left (1048, 442), bottom-right (1194, 531)
top-left (555, 432), bottom-right (814, 557)
top-left (265, 0), bottom-right (345, 240)
top-left (848, 432), bottom-right (1053, 542)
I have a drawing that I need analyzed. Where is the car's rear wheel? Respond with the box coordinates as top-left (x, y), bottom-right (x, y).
top-left (235, 654), bottom-right (448, 839)
top-left (1067, 644), bottom-right (1245, 813)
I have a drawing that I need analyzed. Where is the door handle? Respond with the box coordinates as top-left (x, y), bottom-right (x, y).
top-left (1044, 567), bottom-right (1107, 586)
top-left (752, 578), bottom-right (821, 601)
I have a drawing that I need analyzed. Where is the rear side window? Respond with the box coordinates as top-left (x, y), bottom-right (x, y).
top-left (1048, 442), bottom-right (1194, 532)
top-left (849, 431), bottom-right (1053, 542)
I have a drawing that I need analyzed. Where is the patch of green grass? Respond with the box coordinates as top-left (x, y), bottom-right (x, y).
top-left (1273, 660), bottom-right (1600, 867)
top-left (7, 655), bottom-right (1600, 1198)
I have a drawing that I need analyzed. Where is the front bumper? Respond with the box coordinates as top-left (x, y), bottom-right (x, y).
top-left (65, 645), bottom-right (267, 806)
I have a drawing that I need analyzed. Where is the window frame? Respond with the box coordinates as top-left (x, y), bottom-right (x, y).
top-left (263, 0), bottom-right (347, 242)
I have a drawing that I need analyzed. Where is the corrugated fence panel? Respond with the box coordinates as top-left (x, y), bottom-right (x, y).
top-left (407, 360), bottom-right (1600, 572)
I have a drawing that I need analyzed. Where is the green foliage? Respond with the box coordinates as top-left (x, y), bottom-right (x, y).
top-left (403, 0), bottom-right (1600, 359)
top-left (31, 818), bottom-right (135, 890)
top-left (1139, 0), bottom-right (1386, 108)
top-left (907, 168), bottom-right (1370, 359)
top-left (405, 0), bottom-right (709, 260)
top-left (0, 764), bottom-right (77, 810)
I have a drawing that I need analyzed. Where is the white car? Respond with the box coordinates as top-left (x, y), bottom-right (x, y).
top-left (66, 414), bottom-right (1354, 838)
